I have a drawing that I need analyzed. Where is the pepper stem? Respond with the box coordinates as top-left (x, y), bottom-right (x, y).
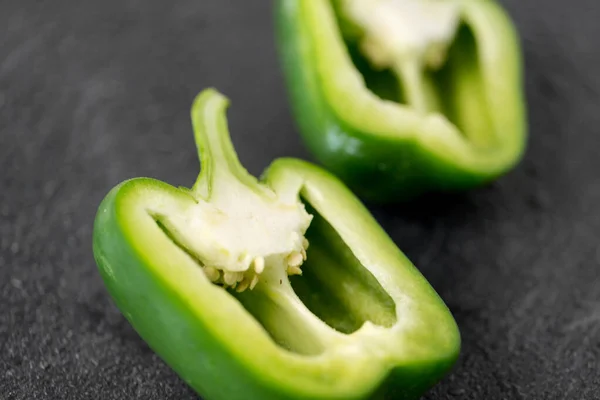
top-left (169, 88), bottom-right (312, 293)
top-left (190, 88), bottom-right (261, 200)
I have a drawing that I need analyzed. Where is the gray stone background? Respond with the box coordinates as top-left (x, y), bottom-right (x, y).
top-left (1, 0), bottom-right (599, 399)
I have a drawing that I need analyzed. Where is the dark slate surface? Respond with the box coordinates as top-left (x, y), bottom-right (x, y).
top-left (1, 0), bottom-right (599, 399)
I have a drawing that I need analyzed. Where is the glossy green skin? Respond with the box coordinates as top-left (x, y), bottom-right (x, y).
top-left (93, 90), bottom-right (460, 399)
top-left (275, 0), bottom-right (528, 202)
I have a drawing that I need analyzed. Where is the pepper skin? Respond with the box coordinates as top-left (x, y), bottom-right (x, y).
top-left (275, 0), bottom-right (527, 202)
top-left (93, 88), bottom-right (460, 400)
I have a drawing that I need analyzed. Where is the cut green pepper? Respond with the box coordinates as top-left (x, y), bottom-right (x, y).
top-left (276, 0), bottom-right (527, 202)
top-left (93, 88), bottom-right (460, 400)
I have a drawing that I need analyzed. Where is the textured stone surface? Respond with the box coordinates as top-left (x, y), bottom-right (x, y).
top-left (1, 0), bottom-right (600, 399)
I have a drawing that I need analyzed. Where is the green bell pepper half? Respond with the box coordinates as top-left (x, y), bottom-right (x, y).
top-left (92, 88), bottom-right (460, 400)
top-left (275, 0), bottom-right (528, 202)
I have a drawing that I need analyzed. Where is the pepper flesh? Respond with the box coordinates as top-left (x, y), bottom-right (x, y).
top-left (93, 88), bottom-right (460, 400)
top-left (276, 0), bottom-right (527, 202)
